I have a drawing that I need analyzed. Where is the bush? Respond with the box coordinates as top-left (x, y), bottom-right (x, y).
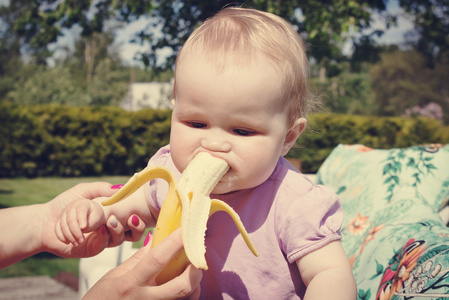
top-left (0, 103), bottom-right (170, 177)
top-left (1, 104), bottom-right (448, 177)
top-left (290, 114), bottom-right (449, 173)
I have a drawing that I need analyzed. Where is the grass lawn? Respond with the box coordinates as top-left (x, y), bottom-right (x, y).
top-left (0, 176), bottom-right (129, 278)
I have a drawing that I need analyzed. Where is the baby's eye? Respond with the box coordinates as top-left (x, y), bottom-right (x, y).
top-left (233, 128), bottom-right (256, 136)
top-left (187, 121), bottom-right (207, 129)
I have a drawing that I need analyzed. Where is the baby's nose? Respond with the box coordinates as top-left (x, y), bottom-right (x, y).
top-left (200, 132), bottom-right (231, 153)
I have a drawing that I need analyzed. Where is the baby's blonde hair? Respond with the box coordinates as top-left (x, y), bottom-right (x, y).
top-left (174, 7), bottom-right (310, 125)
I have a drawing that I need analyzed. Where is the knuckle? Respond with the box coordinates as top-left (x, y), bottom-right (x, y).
top-left (117, 280), bottom-right (132, 297)
top-left (174, 278), bottom-right (194, 298)
top-left (146, 251), bottom-right (167, 270)
top-left (66, 216), bottom-right (79, 227)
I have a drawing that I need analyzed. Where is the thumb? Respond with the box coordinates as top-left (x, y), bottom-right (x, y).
top-left (130, 230), bottom-right (183, 283)
top-left (84, 203), bottom-right (107, 232)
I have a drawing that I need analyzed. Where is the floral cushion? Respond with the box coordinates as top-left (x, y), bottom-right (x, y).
top-left (356, 222), bottom-right (449, 300)
top-left (317, 144), bottom-right (449, 212)
top-left (316, 144), bottom-right (449, 299)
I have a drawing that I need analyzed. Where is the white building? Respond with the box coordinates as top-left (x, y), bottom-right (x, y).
top-left (121, 80), bottom-right (173, 111)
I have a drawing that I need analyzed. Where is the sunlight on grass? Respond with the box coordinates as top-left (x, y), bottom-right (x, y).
top-left (0, 176), bottom-right (130, 278)
top-left (0, 176), bottom-right (129, 207)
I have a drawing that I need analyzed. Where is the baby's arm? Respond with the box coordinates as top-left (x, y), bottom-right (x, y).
top-left (296, 241), bottom-right (357, 300)
top-left (100, 184), bottom-right (156, 229)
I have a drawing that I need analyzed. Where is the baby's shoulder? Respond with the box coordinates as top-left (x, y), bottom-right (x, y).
top-left (271, 158), bottom-right (339, 205)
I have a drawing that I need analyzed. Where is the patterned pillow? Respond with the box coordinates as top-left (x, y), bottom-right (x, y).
top-left (317, 144), bottom-right (449, 212)
top-left (354, 221), bottom-right (449, 300)
top-left (316, 144), bottom-right (449, 299)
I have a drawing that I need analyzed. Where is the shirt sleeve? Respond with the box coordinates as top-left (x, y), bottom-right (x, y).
top-left (277, 183), bottom-right (343, 264)
top-left (147, 145), bottom-right (174, 211)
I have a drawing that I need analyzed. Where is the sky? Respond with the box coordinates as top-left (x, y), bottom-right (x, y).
top-left (370, 0), bottom-right (414, 44)
top-left (41, 0), bottom-right (414, 67)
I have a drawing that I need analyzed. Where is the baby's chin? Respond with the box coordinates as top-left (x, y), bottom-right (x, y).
top-left (211, 181), bottom-right (235, 195)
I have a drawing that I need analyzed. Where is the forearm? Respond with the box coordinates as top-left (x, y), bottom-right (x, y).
top-left (101, 185), bottom-right (155, 229)
top-left (304, 267), bottom-right (357, 300)
top-left (0, 204), bottom-right (45, 269)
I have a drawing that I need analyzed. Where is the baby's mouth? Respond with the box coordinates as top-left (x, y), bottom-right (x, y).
top-left (219, 167), bottom-right (231, 183)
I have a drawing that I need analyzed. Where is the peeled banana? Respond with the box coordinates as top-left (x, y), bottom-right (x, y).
top-left (102, 152), bottom-right (258, 284)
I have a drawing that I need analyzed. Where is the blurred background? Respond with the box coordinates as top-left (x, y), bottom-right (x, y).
top-left (0, 0), bottom-right (448, 119)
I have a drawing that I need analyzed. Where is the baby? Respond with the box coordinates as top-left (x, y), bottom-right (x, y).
top-left (56, 7), bottom-right (356, 299)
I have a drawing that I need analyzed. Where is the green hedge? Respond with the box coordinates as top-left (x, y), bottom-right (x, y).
top-left (290, 114), bottom-right (449, 173)
top-left (1, 104), bottom-right (448, 177)
top-left (0, 103), bottom-right (170, 177)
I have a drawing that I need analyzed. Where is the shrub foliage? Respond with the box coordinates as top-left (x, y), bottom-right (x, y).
top-left (292, 114), bottom-right (449, 173)
top-left (1, 104), bottom-right (447, 177)
top-left (0, 103), bottom-right (170, 177)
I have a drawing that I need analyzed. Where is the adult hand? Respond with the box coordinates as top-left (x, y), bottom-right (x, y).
top-left (83, 230), bottom-right (202, 300)
top-left (39, 182), bottom-right (146, 258)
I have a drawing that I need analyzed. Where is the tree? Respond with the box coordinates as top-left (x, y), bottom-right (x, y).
top-left (0, 0), bottom-right (153, 64)
top-left (400, 0), bottom-right (449, 68)
top-left (5, 65), bottom-right (90, 105)
top-left (0, 0), bottom-right (395, 71)
top-left (134, 0), bottom-right (393, 72)
top-left (3, 28), bottom-right (129, 106)
top-left (369, 49), bottom-right (445, 119)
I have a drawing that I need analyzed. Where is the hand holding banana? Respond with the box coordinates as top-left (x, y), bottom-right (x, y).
top-left (102, 152), bottom-right (258, 284)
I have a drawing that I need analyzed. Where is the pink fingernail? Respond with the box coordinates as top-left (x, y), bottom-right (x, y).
top-left (143, 231), bottom-right (152, 247)
top-left (132, 215), bottom-right (139, 227)
top-left (111, 184), bottom-right (124, 189)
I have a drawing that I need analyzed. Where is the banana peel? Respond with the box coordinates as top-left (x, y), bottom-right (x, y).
top-left (102, 152), bottom-right (258, 284)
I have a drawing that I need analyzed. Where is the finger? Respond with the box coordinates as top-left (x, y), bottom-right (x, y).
top-left (131, 229), bottom-right (184, 282)
top-left (73, 203), bottom-right (91, 237)
top-left (66, 205), bottom-right (85, 244)
top-left (75, 182), bottom-right (118, 200)
top-left (59, 211), bottom-right (78, 246)
top-left (84, 203), bottom-right (106, 232)
top-left (76, 203), bottom-right (90, 230)
top-left (148, 264), bottom-right (203, 300)
top-left (186, 265), bottom-right (202, 300)
top-left (54, 218), bottom-right (68, 244)
top-left (106, 215), bottom-right (125, 247)
top-left (124, 215), bottom-right (146, 242)
top-left (166, 264), bottom-right (203, 299)
top-left (190, 283), bottom-right (202, 300)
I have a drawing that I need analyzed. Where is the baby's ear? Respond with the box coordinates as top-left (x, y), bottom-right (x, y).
top-left (281, 118), bottom-right (307, 156)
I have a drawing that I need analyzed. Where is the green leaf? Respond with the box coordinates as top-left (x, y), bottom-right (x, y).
top-left (336, 186), bottom-right (347, 194)
top-left (384, 176), bottom-right (394, 184)
top-left (383, 163), bottom-right (392, 175)
top-left (418, 245), bottom-right (449, 264)
top-left (375, 259), bottom-right (384, 274)
top-left (427, 164), bottom-right (437, 170)
top-left (407, 158), bottom-right (416, 167)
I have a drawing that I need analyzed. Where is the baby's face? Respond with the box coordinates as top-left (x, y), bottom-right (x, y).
top-left (170, 54), bottom-right (294, 194)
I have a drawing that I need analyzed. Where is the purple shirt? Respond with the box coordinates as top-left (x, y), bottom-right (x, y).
top-left (148, 145), bottom-right (343, 299)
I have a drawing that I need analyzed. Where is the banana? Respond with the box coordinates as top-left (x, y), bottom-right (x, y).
top-left (101, 152), bottom-right (258, 284)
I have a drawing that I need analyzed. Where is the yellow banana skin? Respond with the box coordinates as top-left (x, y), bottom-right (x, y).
top-left (101, 153), bottom-right (259, 285)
